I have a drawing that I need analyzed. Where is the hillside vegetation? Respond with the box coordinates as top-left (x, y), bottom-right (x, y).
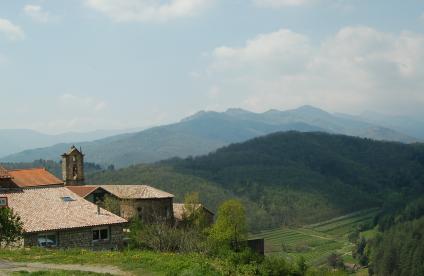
top-left (3, 106), bottom-right (418, 167)
top-left (250, 209), bottom-right (379, 265)
top-left (89, 132), bottom-right (424, 231)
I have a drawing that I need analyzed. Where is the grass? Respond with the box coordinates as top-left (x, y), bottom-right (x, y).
top-left (0, 248), bottom-right (220, 276)
top-left (250, 208), bottom-right (379, 266)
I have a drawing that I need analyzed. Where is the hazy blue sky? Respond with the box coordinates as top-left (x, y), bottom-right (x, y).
top-left (1, 0), bottom-right (423, 133)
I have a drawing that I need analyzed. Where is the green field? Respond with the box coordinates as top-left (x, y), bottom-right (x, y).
top-left (250, 208), bottom-right (379, 266)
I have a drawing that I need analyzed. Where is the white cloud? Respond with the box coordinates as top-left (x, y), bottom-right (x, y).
top-left (212, 29), bottom-right (311, 76)
top-left (253, 0), bottom-right (313, 7)
top-left (23, 5), bottom-right (50, 23)
top-left (0, 18), bottom-right (25, 41)
top-left (59, 94), bottom-right (107, 112)
top-left (206, 26), bottom-right (424, 116)
top-left (85, 0), bottom-right (213, 22)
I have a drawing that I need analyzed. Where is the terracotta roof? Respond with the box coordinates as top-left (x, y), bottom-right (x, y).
top-left (0, 166), bottom-right (11, 179)
top-left (0, 187), bottom-right (127, 233)
top-left (98, 185), bottom-right (174, 199)
top-left (173, 203), bottom-right (213, 221)
top-left (66, 186), bottom-right (99, 198)
top-left (8, 168), bottom-right (63, 188)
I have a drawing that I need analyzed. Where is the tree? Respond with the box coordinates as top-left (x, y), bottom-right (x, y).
top-left (0, 207), bottom-right (23, 246)
top-left (296, 256), bottom-right (308, 276)
top-left (210, 199), bottom-right (247, 251)
top-left (327, 253), bottom-right (344, 269)
top-left (102, 195), bottom-right (121, 216)
top-left (182, 192), bottom-right (209, 230)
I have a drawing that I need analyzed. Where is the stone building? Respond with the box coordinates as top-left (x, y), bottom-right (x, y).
top-left (173, 203), bottom-right (214, 227)
top-left (62, 146), bottom-right (85, 186)
top-left (68, 185), bottom-right (175, 224)
top-left (0, 166), bottom-right (127, 249)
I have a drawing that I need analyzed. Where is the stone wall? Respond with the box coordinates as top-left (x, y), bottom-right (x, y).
top-left (24, 224), bottom-right (124, 250)
top-left (120, 198), bottom-right (174, 224)
top-left (62, 148), bottom-right (85, 186)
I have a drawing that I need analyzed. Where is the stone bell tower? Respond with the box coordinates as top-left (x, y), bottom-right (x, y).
top-left (62, 145), bottom-right (85, 186)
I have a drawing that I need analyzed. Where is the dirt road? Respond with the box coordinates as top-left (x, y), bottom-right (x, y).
top-left (0, 260), bottom-right (132, 275)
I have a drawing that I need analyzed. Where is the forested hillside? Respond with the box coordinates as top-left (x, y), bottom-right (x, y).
top-left (89, 132), bottom-right (424, 231)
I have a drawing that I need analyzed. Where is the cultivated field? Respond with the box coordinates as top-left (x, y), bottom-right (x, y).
top-left (250, 208), bottom-right (379, 265)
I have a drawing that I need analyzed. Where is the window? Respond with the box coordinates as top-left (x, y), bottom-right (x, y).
top-left (38, 233), bottom-right (57, 247)
top-left (92, 227), bottom-right (109, 242)
top-left (61, 196), bottom-right (75, 202)
top-left (72, 165), bottom-right (78, 177)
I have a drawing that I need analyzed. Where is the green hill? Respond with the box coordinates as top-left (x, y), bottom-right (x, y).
top-left (88, 132), bottom-right (424, 232)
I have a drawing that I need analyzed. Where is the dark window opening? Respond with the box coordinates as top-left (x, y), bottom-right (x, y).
top-left (92, 228), bottom-right (109, 242)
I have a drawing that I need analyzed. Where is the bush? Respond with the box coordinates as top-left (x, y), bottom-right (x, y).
top-left (129, 218), bottom-right (208, 253)
top-left (327, 253), bottom-right (344, 270)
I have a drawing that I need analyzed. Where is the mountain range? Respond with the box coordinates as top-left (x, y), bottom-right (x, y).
top-left (1, 105), bottom-right (422, 167)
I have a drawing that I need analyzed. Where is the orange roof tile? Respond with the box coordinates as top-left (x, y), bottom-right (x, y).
top-left (0, 187), bottom-right (127, 233)
top-left (9, 168), bottom-right (63, 188)
top-left (66, 186), bottom-right (99, 198)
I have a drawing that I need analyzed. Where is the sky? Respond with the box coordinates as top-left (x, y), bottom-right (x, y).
top-left (0, 0), bottom-right (424, 134)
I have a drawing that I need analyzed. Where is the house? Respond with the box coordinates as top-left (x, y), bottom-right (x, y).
top-left (68, 185), bottom-right (175, 224)
top-left (0, 167), bottom-right (63, 191)
top-left (173, 203), bottom-right (214, 227)
top-left (63, 146), bottom-right (175, 223)
top-left (0, 166), bottom-right (127, 249)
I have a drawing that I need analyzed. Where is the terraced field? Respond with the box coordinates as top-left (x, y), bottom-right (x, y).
top-left (250, 208), bottom-right (379, 265)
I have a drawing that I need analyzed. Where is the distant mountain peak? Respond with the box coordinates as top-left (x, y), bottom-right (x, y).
top-left (225, 108), bottom-right (252, 116)
top-left (291, 105), bottom-right (330, 117)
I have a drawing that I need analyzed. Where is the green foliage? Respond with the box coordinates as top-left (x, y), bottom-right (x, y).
top-left (0, 207), bottom-right (23, 246)
top-left (326, 253), bottom-right (344, 269)
top-left (182, 192), bottom-right (209, 230)
top-left (374, 196), bottom-right (424, 231)
top-left (352, 237), bottom-right (368, 266)
top-left (129, 217), bottom-right (208, 253)
top-left (101, 195), bottom-right (120, 216)
top-left (210, 199), bottom-right (247, 252)
top-left (369, 216), bottom-right (424, 276)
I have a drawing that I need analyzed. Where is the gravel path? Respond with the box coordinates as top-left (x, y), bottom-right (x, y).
top-left (0, 260), bottom-right (132, 275)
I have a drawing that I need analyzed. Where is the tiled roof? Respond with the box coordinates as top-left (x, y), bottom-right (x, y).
top-left (66, 186), bottom-right (99, 198)
top-left (0, 166), bottom-right (11, 179)
top-left (173, 203), bottom-right (213, 221)
top-left (8, 168), bottom-right (63, 188)
top-left (0, 187), bottom-right (127, 233)
top-left (98, 185), bottom-right (174, 199)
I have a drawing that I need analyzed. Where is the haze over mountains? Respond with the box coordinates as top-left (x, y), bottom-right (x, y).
top-left (0, 128), bottom-right (140, 158)
top-left (1, 105), bottom-right (422, 167)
